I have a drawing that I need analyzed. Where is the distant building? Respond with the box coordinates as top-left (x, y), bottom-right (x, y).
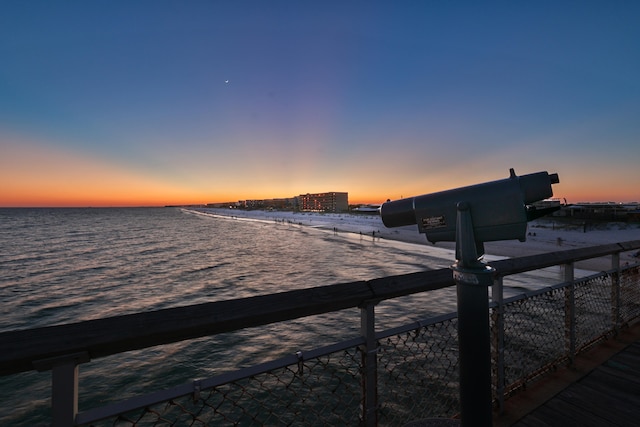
top-left (298, 192), bottom-right (348, 213)
top-left (241, 198), bottom-right (297, 210)
top-left (209, 192), bottom-right (349, 213)
top-left (352, 204), bottom-right (381, 214)
top-left (557, 202), bottom-right (640, 221)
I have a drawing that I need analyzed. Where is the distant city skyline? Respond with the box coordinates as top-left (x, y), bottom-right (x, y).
top-left (1, 2), bottom-right (639, 207)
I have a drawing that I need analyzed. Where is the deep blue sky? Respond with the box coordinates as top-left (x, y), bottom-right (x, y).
top-left (1, 1), bottom-right (639, 206)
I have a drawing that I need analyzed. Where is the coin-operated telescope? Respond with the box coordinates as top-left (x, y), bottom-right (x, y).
top-left (380, 168), bottom-right (560, 259)
top-left (381, 168), bottom-right (559, 427)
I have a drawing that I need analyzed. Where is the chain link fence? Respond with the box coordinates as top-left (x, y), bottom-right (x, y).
top-left (497, 264), bottom-right (640, 399)
top-left (112, 349), bottom-right (363, 426)
top-left (377, 316), bottom-right (460, 424)
top-left (76, 264), bottom-right (639, 426)
top-left (498, 286), bottom-right (568, 395)
top-left (620, 266), bottom-right (640, 323)
top-left (85, 320), bottom-right (463, 427)
top-left (0, 251), bottom-right (635, 426)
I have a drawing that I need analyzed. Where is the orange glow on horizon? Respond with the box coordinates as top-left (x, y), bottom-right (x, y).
top-left (2, 136), bottom-right (637, 208)
top-left (0, 137), bottom-right (212, 207)
top-left (3, 187), bottom-right (638, 209)
top-left (3, 176), bottom-right (638, 208)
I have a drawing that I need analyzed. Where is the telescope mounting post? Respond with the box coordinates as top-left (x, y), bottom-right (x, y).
top-left (452, 202), bottom-right (494, 427)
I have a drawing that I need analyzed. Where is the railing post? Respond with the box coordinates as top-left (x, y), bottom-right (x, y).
top-left (491, 276), bottom-right (505, 414)
top-left (52, 361), bottom-right (79, 427)
top-left (360, 300), bottom-right (378, 427)
top-left (611, 253), bottom-right (621, 333)
top-left (34, 352), bottom-right (90, 427)
top-left (562, 263), bottom-right (576, 364)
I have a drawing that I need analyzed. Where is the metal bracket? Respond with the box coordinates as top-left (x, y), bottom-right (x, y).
top-left (33, 351), bottom-right (91, 372)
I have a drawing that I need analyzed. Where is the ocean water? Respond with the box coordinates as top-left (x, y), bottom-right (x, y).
top-left (1, 207), bottom-right (579, 425)
top-left (0, 207), bottom-right (465, 425)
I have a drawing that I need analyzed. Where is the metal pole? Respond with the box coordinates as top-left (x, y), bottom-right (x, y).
top-left (491, 276), bottom-right (505, 414)
top-left (33, 352), bottom-right (90, 427)
top-left (360, 300), bottom-right (378, 426)
top-left (452, 203), bottom-right (493, 427)
top-left (51, 361), bottom-right (79, 427)
top-left (454, 268), bottom-right (494, 427)
top-left (611, 253), bottom-right (621, 332)
top-left (563, 263), bottom-right (576, 363)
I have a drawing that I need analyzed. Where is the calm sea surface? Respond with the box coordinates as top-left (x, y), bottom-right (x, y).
top-left (1, 207), bottom-right (466, 425)
top-left (0, 207), bottom-right (570, 425)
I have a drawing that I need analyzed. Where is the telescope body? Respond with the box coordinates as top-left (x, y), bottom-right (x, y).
top-left (380, 170), bottom-right (559, 244)
top-left (380, 169), bottom-right (561, 427)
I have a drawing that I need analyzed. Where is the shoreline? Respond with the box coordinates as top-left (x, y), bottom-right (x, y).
top-left (190, 208), bottom-right (640, 272)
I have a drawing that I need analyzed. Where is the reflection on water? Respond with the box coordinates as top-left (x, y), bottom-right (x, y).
top-left (0, 207), bottom-right (562, 425)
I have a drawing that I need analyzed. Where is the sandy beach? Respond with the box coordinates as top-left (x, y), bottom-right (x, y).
top-left (193, 208), bottom-right (640, 272)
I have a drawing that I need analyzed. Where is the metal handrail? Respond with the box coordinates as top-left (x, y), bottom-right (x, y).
top-left (2, 240), bottom-right (637, 376)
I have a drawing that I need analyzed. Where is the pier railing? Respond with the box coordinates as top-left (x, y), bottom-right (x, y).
top-left (1, 240), bottom-right (639, 426)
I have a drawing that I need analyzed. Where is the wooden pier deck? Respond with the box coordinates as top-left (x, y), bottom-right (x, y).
top-left (495, 322), bottom-right (640, 427)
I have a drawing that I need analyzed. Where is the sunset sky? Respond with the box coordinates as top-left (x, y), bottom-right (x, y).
top-left (1, 2), bottom-right (639, 207)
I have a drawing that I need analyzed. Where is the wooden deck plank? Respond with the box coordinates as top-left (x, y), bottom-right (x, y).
top-left (495, 323), bottom-right (640, 427)
top-left (509, 417), bottom-right (549, 427)
top-left (520, 398), bottom-right (617, 427)
top-left (554, 381), bottom-right (638, 426)
top-left (606, 345), bottom-right (640, 374)
top-left (509, 340), bottom-right (640, 426)
top-left (614, 352), bottom-right (640, 369)
top-left (587, 367), bottom-right (640, 399)
top-left (601, 358), bottom-right (640, 380)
